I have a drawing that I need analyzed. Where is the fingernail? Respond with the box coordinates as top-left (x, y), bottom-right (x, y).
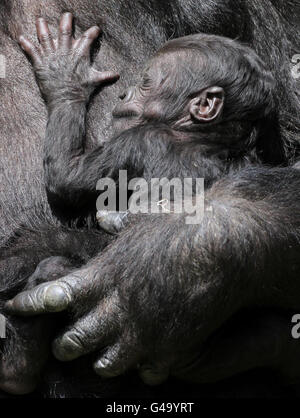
top-left (44, 285), bottom-right (70, 311)
top-left (108, 73), bottom-right (120, 80)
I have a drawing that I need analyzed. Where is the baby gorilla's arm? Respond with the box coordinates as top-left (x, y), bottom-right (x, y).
top-left (19, 13), bottom-right (119, 213)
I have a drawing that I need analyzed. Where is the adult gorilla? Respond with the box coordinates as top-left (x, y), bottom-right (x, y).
top-left (0, 0), bottom-right (300, 397)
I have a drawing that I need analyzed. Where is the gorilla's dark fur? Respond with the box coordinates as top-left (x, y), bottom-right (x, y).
top-left (0, 0), bottom-right (299, 397)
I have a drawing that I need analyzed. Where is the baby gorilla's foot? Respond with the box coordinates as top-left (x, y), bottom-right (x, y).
top-left (18, 12), bottom-right (119, 107)
top-left (25, 256), bottom-right (77, 290)
top-left (1, 257), bottom-right (76, 395)
top-left (96, 210), bottom-right (129, 235)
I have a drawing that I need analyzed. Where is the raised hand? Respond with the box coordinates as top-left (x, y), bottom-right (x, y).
top-left (18, 12), bottom-right (119, 106)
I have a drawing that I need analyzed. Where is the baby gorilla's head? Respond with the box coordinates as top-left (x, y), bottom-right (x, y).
top-left (113, 34), bottom-right (276, 142)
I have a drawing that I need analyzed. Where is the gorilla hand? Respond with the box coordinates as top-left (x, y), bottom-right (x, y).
top-left (5, 176), bottom-right (300, 387)
top-left (18, 12), bottom-right (119, 107)
top-left (6, 213), bottom-right (229, 386)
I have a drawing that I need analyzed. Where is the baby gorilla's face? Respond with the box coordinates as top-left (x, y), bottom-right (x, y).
top-left (112, 53), bottom-right (173, 135)
top-left (112, 47), bottom-right (225, 137)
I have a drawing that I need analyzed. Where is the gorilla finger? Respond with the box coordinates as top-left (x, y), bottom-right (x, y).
top-left (94, 340), bottom-right (139, 378)
top-left (4, 278), bottom-right (76, 316)
top-left (52, 316), bottom-right (112, 362)
top-left (88, 69), bottom-right (120, 86)
top-left (138, 363), bottom-right (170, 386)
top-left (74, 26), bottom-right (101, 56)
top-left (36, 18), bottom-right (55, 54)
top-left (52, 297), bottom-right (121, 361)
top-left (58, 12), bottom-right (74, 50)
top-left (18, 36), bottom-right (42, 66)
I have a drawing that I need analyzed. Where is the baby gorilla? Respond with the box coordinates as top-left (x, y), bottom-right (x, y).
top-left (17, 13), bottom-right (275, 233)
top-left (101, 31), bottom-right (276, 232)
top-left (4, 13), bottom-right (276, 393)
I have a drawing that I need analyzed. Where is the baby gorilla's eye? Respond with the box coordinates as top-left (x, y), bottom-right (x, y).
top-left (142, 74), bottom-right (152, 88)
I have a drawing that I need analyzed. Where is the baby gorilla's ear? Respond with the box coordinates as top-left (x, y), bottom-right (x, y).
top-left (189, 86), bottom-right (224, 123)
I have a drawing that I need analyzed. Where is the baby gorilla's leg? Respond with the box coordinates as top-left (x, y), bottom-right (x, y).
top-left (0, 257), bottom-right (76, 395)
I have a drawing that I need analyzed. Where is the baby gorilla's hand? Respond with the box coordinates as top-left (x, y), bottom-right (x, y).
top-left (19, 13), bottom-right (119, 106)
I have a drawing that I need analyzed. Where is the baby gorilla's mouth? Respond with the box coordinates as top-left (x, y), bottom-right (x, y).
top-left (112, 105), bottom-right (141, 135)
top-left (112, 106), bottom-right (140, 119)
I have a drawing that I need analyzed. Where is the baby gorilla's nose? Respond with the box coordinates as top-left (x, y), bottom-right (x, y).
top-left (120, 86), bottom-right (136, 103)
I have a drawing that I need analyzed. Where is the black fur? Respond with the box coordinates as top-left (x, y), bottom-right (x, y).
top-left (0, 0), bottom-right (299, 398)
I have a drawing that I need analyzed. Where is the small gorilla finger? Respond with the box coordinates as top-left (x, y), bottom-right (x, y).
top-left (138, 363), bottom-right (170, 386)
top-left (18, 35), bottom-right (43, 66)
top-left (94, 339), bottom-right (140, 378)
top-left (36, 18), bottom-right (55, 54)
top-left (74, 26), bottom-right (101, 56)
top-left (58, 12), bottom-right (74, 50)
top-left (88, 69), bottom-right (120, 86)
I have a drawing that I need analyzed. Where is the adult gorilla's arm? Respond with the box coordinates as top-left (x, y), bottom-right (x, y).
top-left (6, 167), bottom-right (300, 384)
